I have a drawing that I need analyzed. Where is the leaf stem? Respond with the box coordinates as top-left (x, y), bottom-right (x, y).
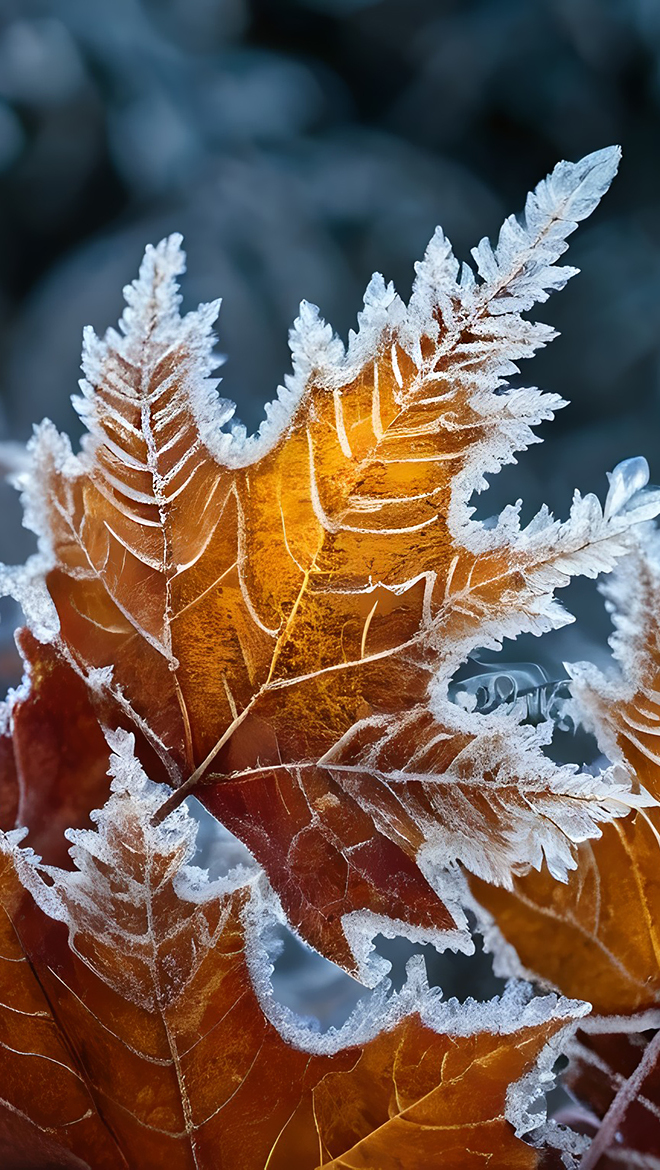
top-left (579, 1026), bottom-right (660, 1170)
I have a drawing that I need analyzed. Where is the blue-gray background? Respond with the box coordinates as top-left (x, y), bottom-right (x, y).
top-left (0, 0), bottom-right (657, 1017)
top-left (0, 2), bottom-right (658, 645)
top-left (1, 2), bottom-right (658, 492)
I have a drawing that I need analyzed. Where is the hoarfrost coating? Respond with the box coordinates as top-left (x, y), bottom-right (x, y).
top-left (3, 146), bottom-right (659, 982)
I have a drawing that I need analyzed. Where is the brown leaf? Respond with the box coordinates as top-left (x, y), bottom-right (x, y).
top-left (0, 707), bottom-right (17, 835)
top-left (560, 1016), bottom-right (660, 1168)
top-left (0, 630), bottom-right (173, 869)
top-left (9, 630), bottom-right (112, 867)
top-left (3, 736), bottom-right (585, 1170)
top-left (0, 829), bottom-right (123, 1169)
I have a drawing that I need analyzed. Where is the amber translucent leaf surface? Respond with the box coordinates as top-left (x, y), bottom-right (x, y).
top-left (0, 735), bottom-right (585, 1170)
top-left (471, 817), bottom-right (660, 1015)
top-left (310, 1014), bottom-right (570, 1170)
top-left (470, 538), bottom-right (660, 1015)
top-left (13, 146), bottom-right (660, 975)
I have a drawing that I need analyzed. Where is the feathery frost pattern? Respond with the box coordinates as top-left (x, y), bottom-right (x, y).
top-left (470, 531), bottom-right (660, 1015)
top-left (9, 144), bottom-right (660, 978)
top-left (0, 735), bottom-right (586, 1170)
top-left (462, 528), bottom-right (660, 1164)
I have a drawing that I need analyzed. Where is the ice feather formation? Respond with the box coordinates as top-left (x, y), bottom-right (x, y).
top-left (0, 735), bottom-right (589, 1169)
top-left (470, 530), bottom-right (660, 1016)
top-left (465, 532), bottom-right (660, 1164)
top-left (6, 144), bottom-right (660, 980)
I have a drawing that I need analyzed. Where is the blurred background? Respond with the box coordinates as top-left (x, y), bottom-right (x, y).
top-left (0, 0), bottom-right (658, 1022)
top-left (0, 1), bottom-right (658, 592)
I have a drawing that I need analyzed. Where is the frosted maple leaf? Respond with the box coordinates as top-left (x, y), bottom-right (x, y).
top-left (0, 731), bottom-right (587, 1169)
top-left (5, 144), bottom-right (659, 980)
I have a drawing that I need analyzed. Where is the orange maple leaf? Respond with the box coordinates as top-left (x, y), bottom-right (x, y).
top-left (6, 146), bottom-right (658, 977)
top-left (0, 735), bottom-right (585, 1170)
